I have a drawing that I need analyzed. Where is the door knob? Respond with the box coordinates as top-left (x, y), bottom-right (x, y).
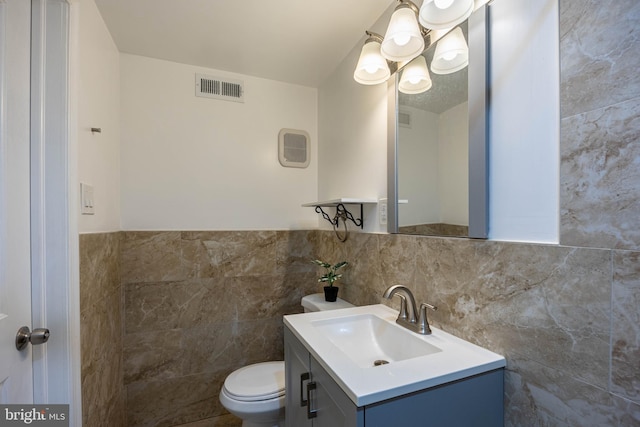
top-left (15, 326), bottom-right (50, 351)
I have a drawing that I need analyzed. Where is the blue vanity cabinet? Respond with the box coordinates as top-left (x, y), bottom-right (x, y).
top-left (284, 326), bottom-right (504, 427)
top-left (285, 327), bottom-right (363, 427)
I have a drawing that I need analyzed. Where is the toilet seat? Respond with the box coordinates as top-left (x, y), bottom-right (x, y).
top-left (223, 361), bottom-right (285, 402)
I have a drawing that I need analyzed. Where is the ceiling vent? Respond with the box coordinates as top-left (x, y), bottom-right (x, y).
top-left (195, 73), bottom-right (244, 103)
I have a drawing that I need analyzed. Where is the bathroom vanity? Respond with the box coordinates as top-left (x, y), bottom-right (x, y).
top-left (284, 305), bottom-right (505, 427)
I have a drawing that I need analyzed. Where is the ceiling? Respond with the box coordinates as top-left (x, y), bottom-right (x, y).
top-left (94, 0), bottom-right (395, 88)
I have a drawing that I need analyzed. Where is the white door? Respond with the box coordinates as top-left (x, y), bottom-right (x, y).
top-left (0, 0), bottom-right (35, 403)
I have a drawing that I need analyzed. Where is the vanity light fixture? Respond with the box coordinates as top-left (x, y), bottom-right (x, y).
top-left (419, 0), bottom-right (474, 30)
top-left (353, 0), bottom-right (487, 86)
top-left (430, 26), bottom-right (469, 74)
top-left (399, 55), bottom-right (432, 94)
top-left (353, 32), bottom-right (391, 85)
top-left (380, 0), bottom-right (425, 62)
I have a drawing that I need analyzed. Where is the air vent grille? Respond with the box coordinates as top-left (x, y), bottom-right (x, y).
top-left (195, 74), bottom-right (244, 103)
top-left (398, 110), bottom-right (412, 128)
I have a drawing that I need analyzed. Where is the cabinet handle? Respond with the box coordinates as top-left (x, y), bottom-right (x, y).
top-left (306, 381), bottom-right (317, 419)
top-left (300, 372), bottom-right (310, 407)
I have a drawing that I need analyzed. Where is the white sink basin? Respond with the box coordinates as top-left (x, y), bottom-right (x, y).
top-left (284, 304), bottom-right (505, 406)
top-left (312, 314), bottom-right (441, 367)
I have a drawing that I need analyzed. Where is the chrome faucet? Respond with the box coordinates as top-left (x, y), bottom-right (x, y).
top-left (383, 285), bottom-right (437, 335)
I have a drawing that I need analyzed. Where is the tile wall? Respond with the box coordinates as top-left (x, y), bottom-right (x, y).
top-left (79, 232), bottom-right (125, 426)
top-left (313, 232), bottom-right (639, 425)
top-left (120, 231), bottom-right (318, 426)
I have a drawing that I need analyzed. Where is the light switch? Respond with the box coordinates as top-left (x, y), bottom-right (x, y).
top-left (379, 200), bottom-right (387, 225)
top-left (80, 183), bottom-right (95, 215)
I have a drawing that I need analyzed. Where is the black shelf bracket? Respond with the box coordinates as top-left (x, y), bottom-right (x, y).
top-left (314, 203), bottom-right (364, 229)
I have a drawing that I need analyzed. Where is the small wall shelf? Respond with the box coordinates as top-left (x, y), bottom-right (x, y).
top-left (302, 198), bottom-right (377, 230)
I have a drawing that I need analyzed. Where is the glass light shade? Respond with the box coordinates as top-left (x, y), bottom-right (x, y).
top-left (380, 6), bottom-right (425, 62)
top-left (399, 55), bottom-right (432, 94)
top-left (419, 0), bottom-right (474, 30)
top-left (430, 27), bottom-right (468, 74)
top-left (353, 40), bottom-right (391, 85)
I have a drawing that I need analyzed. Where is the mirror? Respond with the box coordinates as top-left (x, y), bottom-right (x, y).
top-left (387, 5), bottom-right (488, 238)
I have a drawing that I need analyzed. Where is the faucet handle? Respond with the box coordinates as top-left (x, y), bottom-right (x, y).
top-left (418, 303), bottom-right (437, 335)
top-left (396, 294), bottom-right (408, 321)
top-left (420, 303), bottom-right (437, 311)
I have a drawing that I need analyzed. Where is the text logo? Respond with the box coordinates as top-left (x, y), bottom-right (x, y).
top-left (0, 405), bottom-right (68, 426)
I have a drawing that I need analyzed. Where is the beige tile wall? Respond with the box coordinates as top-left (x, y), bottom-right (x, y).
top-left (559, 0), bottom-right (640, 250)
top-left (79, 232), bottom-right (125, 427)
top-left (313, 231), bottom-right (639, 425)
top-left (81, 227), bottom-right (639, 426)
top-left (120, 231), bottom-right (318, 426)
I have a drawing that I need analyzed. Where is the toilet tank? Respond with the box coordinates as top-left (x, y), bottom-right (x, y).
top-left (301, 293), bottom-right (354, 312)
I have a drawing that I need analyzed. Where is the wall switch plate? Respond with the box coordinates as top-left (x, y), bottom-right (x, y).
top-left (80, 183), bottom-right (95, 215)
top-left (379, 200), bottom-right (387, 225)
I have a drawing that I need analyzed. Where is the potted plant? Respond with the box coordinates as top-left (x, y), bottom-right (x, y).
top-left (311, 259), bottom-right (349, 302)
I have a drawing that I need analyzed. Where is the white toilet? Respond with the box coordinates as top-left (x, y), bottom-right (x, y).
top-left (219, 293), bottom-right (353, 427)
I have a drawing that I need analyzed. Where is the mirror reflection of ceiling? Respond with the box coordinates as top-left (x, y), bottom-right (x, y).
top-left (399, 22), bottom-right (468, 114)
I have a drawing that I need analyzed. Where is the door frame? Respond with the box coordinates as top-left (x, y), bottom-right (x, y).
top-left (30, 0), bottom-right (81, 425)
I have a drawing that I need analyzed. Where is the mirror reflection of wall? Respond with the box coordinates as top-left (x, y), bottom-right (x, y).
top-left (397, 22), bottom-right (470, 237)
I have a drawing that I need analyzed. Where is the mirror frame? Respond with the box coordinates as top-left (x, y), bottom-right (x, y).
top-left (387, 5), bottom-right (489, 238)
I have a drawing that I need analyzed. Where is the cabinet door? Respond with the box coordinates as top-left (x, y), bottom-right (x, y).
top-left (309, 357), bottom-right (363, 427)
top-left (284, 328), bottom-right (313, 427)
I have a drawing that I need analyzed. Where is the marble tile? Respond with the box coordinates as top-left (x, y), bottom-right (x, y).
top-left (505, 356), bottom-right (640, 427)
top-left (414, 239), bottom-right (612, 389)
top-left (124, 278), bottom-right (228, 333)
top-left (275, 230), bottom-right (317, 274)
top-left (122, 319), bottom-right (279, 426)
top-left (181, 318), bottom-right (284, 376)
top-left (121, 231), bottom-right (316, 426)
top-left (79, 232), bottom-right (121, 310)
top-left (125, 272), bottom-right (316, 334)
top-left (181, 230), bottom-right (280, 277)
top-left (126, 372), bottom-right (228, 427)
top-left (560, 97), bottom-right (640, 250)
top-left (121, 231), bottom-right (187, 284)
top-left (399, 223), bottom-right (468, 237)
top-left (82, 367), bottom-right (126, 427)
top-left (81, 286), bottom-right (123, 370)
top-left (81, 286), bottom-right (124, 427)
top-left (559, 0), bottom-right (640, 118)
top-left (611, 250), bottom-right (640, 403)
top-left (124, 329), bottom-right (184, 385)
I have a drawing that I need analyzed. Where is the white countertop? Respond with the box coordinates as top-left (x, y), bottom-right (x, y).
top-left (284, 304), bottom-right (506, 406)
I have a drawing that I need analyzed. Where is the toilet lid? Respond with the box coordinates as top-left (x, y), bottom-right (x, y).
top-left (224, 361), bottom-right (285, 402)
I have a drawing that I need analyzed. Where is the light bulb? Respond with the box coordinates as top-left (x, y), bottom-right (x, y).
top-left (443, 51), bottom-right (458, 61)
top-left (434, 0), bottom-right (455, 9)
top-left (365, 64), bottom-right (380, 74)
top-left (393, 33), bottom-right (411, 47)
top-left (408, 76), bottom-right (422, 84)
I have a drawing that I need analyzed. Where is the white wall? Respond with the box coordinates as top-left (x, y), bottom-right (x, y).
top-left (397, 102), bottom-right (468, 228)
top-left (317, 5), bottom-right (395, 233)
top-left (439, 102), bottom-right (468, 226)
top-left (77, 0), bottom-right (121, 233)
top-left (318, 0), bottom-right (559, 241)
top-left (398, 107), bottom-right (440, 226)
top-left (119, 54), bottom-right (318, 230)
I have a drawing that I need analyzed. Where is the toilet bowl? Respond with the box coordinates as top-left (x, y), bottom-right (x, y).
top-left (219, 361), bottom-right (285, 427)
top-left (219, 293), bottom-right (353, 427)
